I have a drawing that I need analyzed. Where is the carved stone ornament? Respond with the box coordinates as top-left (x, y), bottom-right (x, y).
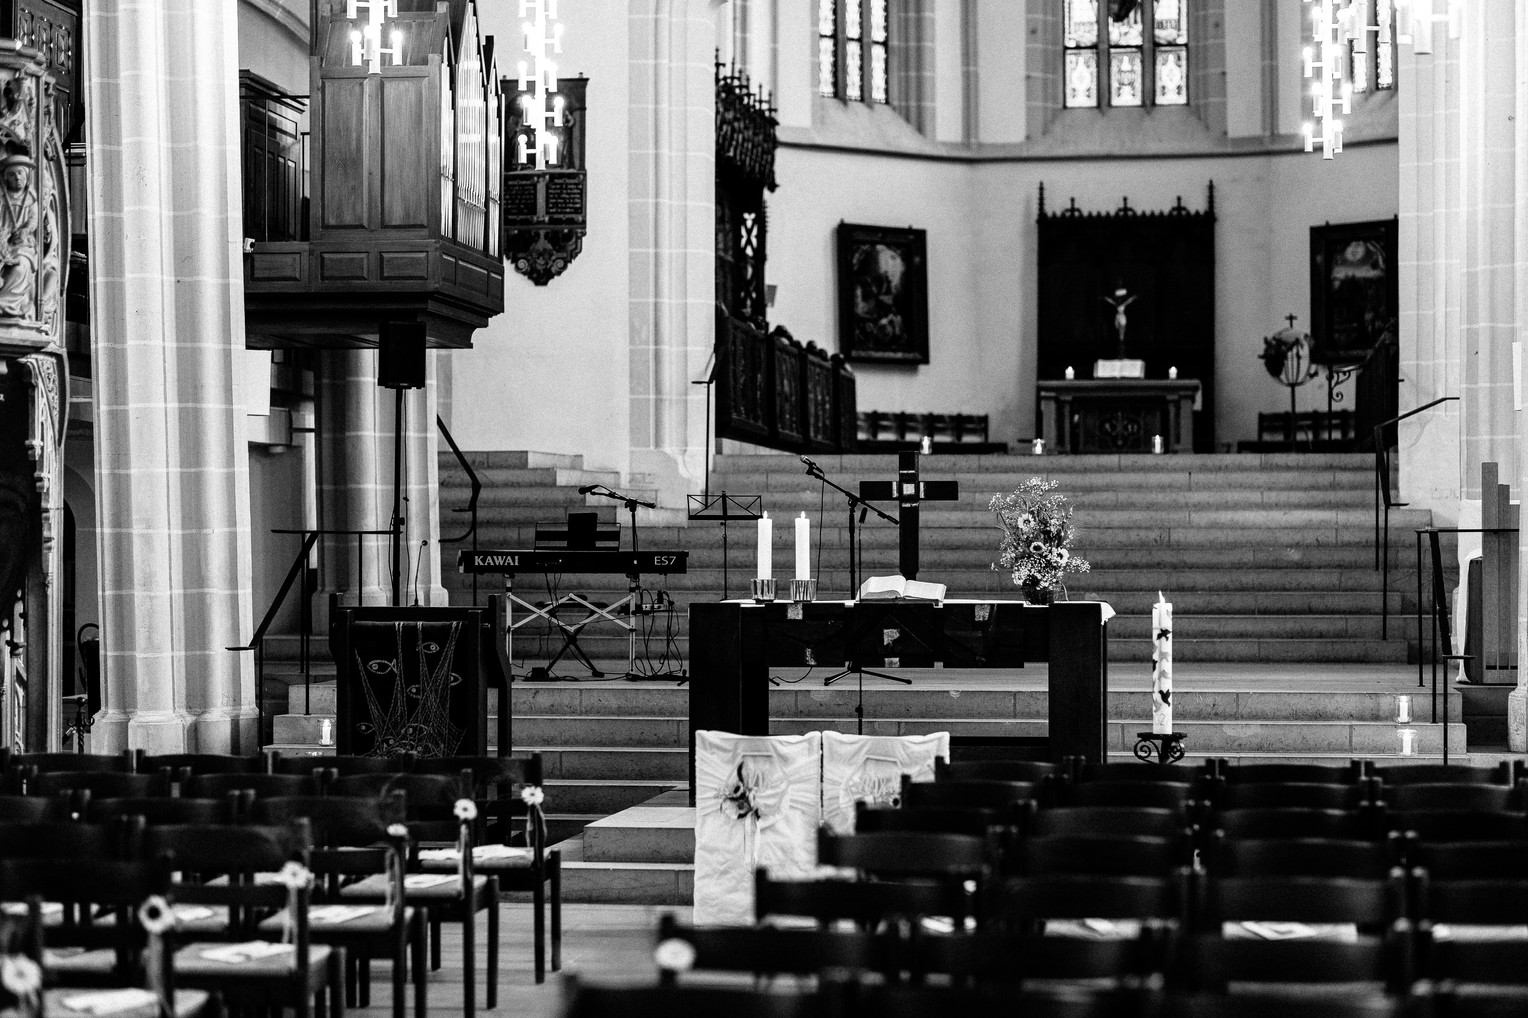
top-left (505, 228), bottom-right (583, 286)
top-left (0, 41), bottom-right (66, 352)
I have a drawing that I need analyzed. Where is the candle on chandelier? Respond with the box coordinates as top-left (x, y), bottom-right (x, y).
top-left (795, 512), bottom-right (810, 581)
top-left (1151, 592), bottom-right (1173, 735)
top-left (757, 511), bottom-right (772, 580)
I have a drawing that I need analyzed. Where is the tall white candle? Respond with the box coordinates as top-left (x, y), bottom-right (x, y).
top-left (795, 512), bottom-right (810, 580)
top-left (757, 512), bottom-right (772, 580)
top-left (1152, 591), bottom-right (1173, 735)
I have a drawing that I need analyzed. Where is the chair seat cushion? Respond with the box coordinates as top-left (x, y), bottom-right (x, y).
top-left (46, 987), bottom-right (212, 1018)
top-left (256, 904), bottom-right (417, 939)
top-left (174, 940), bottom-right (332, 979)
top-left (45, 947), bottom-right (117, 974)
top-left (93, 905), bottom-right (231, 936)
top-left (340, 873), bottom-right (490, 902)
top-left (417, 845), bottom-right (533, 872)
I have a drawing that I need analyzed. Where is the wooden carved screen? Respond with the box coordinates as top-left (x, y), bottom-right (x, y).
top-left (1037, 186), bottom-right (1217, 451)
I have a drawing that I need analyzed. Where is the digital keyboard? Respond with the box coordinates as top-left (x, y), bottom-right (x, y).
top-left (458, 549), bottom-right (689, 576)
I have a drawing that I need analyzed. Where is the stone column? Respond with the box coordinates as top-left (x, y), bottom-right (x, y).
top-left (1508, 7), bottom-right (1528, 752)
top-left (406, 354), bottom-right (447, 607)
top-left (315, 349), bottom-right (391, 615)
top-left (84, 0), bottom-right (256, 753)
top-left (628, 0), bottom-right (716, 495)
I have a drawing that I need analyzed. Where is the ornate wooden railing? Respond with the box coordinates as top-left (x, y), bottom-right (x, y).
top-left (716, 316), bottom-right (855, 453)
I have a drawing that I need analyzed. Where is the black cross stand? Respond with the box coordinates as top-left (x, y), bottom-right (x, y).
top-left (859, 450), bottom-right (960, 579)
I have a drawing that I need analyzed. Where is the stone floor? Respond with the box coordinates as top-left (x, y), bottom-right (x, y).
top-left (342, 903), bottom-right (680, 1018)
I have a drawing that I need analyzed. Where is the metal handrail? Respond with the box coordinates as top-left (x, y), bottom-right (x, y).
top-left (436, 415), bottom-right (483, 605)
top-left (1374, 396), bottom-right (1458, 638)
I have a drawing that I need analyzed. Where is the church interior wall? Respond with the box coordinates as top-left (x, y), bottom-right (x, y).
top-left (247, 446), bottom-right (308, 636)
top-left (440, 0), bottom-right (632, 476)
top-left (236, 0), bottom-right (308, 95)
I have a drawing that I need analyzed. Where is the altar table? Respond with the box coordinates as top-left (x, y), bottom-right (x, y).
top-left (687, 599), bottom-right (1113, 801)
top-left (1037, 378), bottom-right (1200, 453)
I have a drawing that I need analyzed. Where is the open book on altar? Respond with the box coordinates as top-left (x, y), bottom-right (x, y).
top-left (857, 574), bottom-right (947, 602)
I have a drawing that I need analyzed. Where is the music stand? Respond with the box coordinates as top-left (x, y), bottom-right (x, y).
top-left (686, 493), bottom-right (763, 600)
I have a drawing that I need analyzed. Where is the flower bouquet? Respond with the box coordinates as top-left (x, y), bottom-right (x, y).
top-left (989, 477), bottom-right (1090, 603)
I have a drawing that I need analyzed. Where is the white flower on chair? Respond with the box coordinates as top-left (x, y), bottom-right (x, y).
top-left (520, 786), bottom-right (545, 807)
top-left (272, 862), bottom-right (313, 891)
top-left (654, 938), bottom-right (697, 972)
top-left (137, 895), bottom-right (175, 936)
top-left (387, 823), bottom-right (410, 840)
top-left (0, 954), bottom-right (40, 1001)
top-left (453, 799), bottom-right (479, 822)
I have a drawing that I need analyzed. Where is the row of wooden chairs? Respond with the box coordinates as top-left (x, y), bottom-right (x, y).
top-left (947, 759), bottom-right (1527, 787)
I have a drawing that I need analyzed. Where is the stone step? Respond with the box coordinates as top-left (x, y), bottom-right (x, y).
top-left (556, 857), bottom-right (694, 906)
top-left (713, 452), bottom-right (1376, 472)
top-left (459, 504), bottom-right (692, 527)
top-left (440, 450), bottom-right (587, 470)
top-left (535, 746), bottom-right (689, 781)
top-left (544, 778), bottom-right (684, 815)
top-left (709, 468), bottom-right (1376, 492)
top-left (581, 805), bottom-right (696, 864)
top-left (437, 467), bottom-right (622, 488)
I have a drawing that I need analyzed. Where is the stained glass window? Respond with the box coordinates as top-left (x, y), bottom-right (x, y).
top-left (818, 0), bottom-right (836, 98)
top-left (1063, 0), bottom-right (1099, 108)
top-left (1062, 0), bottom-right (1190, 110)
top-left (1351, 0), bottom-right (1397, 94)
top-left (817, 1), bottom-right (888, 106)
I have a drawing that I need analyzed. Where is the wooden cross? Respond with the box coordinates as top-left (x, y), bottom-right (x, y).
top-left (859, 450), bottom-right (959, 580)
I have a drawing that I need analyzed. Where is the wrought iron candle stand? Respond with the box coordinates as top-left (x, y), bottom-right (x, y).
top-left (1133, 731), bottom-right (1187, 765)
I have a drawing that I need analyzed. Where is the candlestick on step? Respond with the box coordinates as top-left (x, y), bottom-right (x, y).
top-left (1151, 591), bottom-right (1173, 735)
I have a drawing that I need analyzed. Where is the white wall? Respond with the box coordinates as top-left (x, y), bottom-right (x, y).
top-left (236, 0), bottom-right (308, 94)
top-left (444, 1), bottom-right (632, 474)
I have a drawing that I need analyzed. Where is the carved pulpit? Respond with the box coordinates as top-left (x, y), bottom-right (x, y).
top-left (0, 39), bottom-right (68, 751)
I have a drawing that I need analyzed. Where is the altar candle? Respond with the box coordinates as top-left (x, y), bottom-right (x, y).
top-left (757, 512), bottom-right (772, 580)
top-left (1064, 366), bottom-right (1075, 380)
top-left (1152, 592), bottom-right (1173, 735)
top-left (795, 512), bottom-right (811, 580)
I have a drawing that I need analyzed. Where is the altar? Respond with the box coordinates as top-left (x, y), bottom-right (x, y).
top-left (687, 598), bottom-right (1113, 801)
top-left (1037, 378), bottom-right (1201, 454)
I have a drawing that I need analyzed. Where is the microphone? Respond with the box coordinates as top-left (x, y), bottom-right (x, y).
top-left (578, 484), bottom-right (602, 494)
top-left (801, 455), bottom-right (819, 473)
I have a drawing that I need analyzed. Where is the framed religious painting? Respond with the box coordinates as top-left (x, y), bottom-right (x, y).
top-left (1309, 218), bottom-right (1398, 365)
top-left (836, 222), bottom-right (929, 364)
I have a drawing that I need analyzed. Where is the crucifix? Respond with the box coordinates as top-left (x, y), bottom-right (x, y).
top-left (859, 450), bottom-right (959, 579)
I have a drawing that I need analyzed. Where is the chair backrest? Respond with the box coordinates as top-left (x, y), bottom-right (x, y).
top-left (563, 979), bottom-right (825, 1018)
top-left (983, 871), bottom-right (1190, 926)
top-left (855, 985), bottom-right (1143, 1018)
top-left (654, 913), bottom-right (895, 984)
top-left (1406, 840), bottom-right (1527, 880)
top-left (1217, 762), bottom-right (1366, 785)
top-left (754, 871), bottom-right (970, 926)
top-left (1061, 780), bottom-right (1194, 810)
top-left (907, 929), bottom-right (1159, 986)
top-left (1212, 807), bottom-right (1381, 841)
top-left (0, 794), bottom-right (67, 822)
top-left (1204, 834), bottom-right (1399, 879)
top-left (1070, 761), bottom-right (1209, 785)
top-left (1211, 780), bottom-right (1371, 811)
top-left (816, 829), bottom-right (987, 880)
top-left (1015, 835), bottom-right (1184, 877)
top-left (902, 778), bottom-right (1039, 813)
top-left (141, 753), bottom-right (262, 777)
top-left (11, 751), bottom-right (138, 775)
top-left (1173, 933), bottom-right (1411, 994)
top-left (25, 770), bottom-right (167, 798)
top-left (1027, 806), bottom-right (1189, 840)
top-left (0, 820), bottom-right (129, 860)
top-left (0, 856), bottom-right (173, 974)
top-left (1380, 783), bottom-right (1519, 813)
top-left (1191, 871), bottom-right (1407, 930)
top-left (1166, 991), bottom-right (1419, 1018)
top-left (1369, 763), bottom-right (1514, 787)
top-left (1423, 937), bottom-right (1528, 987)
top-left (1415, 873), bottom-right (1528, 927)
top-left (1383, 808), bottom-right (1528, 842)
top-left (180, 772), bottom-right (318, 799)
top-left (327, 772), bottom-right (465, 840)
top-left (935, 759), bottom-right (1059, 784)
top-left (268, 752), bottom-right (407, 777)
top-left (86, 796), bottom-right (235, 825)
top-left (250, 794), bottom-right (404, 849)
top-left (855, 803), bottom-right (1020, 838)
top-left (142, 821), bottom-right (313, 935)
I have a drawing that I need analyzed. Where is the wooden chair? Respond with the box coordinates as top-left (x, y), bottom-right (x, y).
top-left (141, 753), bottom-right (262, 778)
top-left (1190, 870), bottom-right (1408, 934)
top-left (1163, 991), bottom-right (1423, 1018)
top-left (1381, 809), bottom-right (1528, 842)
top-left (856, 982), bottom-right (1144, 1018)
top-left (1068, 761), bottom-right (1211, 786)
top-left (327, 778), bottom-right (501, 1018)
top-left (855, 802), bottom-right (1021, 838)
top-left (1012, 834), bottom-right (1186, 878)
top-left (411, 755), bottom-right (561, 981)
top-left (249, 795), bottom-right (422, 1018)
top-left (1209, 781), bottom-right (1372, 811)
top-left (1413, 872), bottom-right (1528, 928)
top-left (0, 858), bottom-right (214, 1018)
top-left (0, 795), bottom-right (68, 822)
top-left (85, 797), bottom-right (237, 826)
top-left (934, 759), bottom-right (1059, 784)
top-left (1202, 833), bottom-right (1400, 879)
top-left (1025, 806), bottom-right (1191, 840)
top-left (817, 830), bottom-right (988, 883)
top-left (982, 871), bottom-right (1190, 933)
top-left (10, 750), bottom-right (139, 777)
top-left (1405, 840), bottom-right (1527, 879)
top-left (1169, 929), bottom-right (1412, 995)
top-left (653, 912), bottom-right (896, 985)
top-left (1368, 763), bottom-right (1516, 786)
top-left (268, 753), bottom-right (407, 778)
top-left (1210, 806), bottom-right (1382, 841)
top-left (146, 820), bottom-right (341, 1018)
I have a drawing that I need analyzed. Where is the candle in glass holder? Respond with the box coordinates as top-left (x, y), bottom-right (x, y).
top-left (795, 512), bottom-right (810, 580)
top-left (757, 512), bottom-right (772, 580)
top-left (1151, 592), bottom-right (1173, 735)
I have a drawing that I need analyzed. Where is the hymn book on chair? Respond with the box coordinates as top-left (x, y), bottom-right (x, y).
top-left (857, 574), bottom-right (947, 603)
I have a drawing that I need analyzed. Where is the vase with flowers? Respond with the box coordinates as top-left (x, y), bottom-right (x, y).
top-left (989, 477), bottom-right (1090, 604)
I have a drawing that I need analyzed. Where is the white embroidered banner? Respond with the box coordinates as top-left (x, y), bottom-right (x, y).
top-left (692, 730), bottom-right (822, 925)
top-left (820, 730), bottom-right (950, 834)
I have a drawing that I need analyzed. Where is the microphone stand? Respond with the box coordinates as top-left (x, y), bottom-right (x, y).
top-left (585, 485), bottom-right (661, 680)
top-left (800, 460), bottom-right (897, 599)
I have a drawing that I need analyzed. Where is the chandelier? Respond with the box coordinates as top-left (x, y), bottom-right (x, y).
top-left (517, 0), bottom-right (566, 168)
top-left (346, 0), bottom-right (403, 75)
top-left (1302, 0), bottom-right (1354, 159)
top-left (1394, 0), bottom-right (1460, 55)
